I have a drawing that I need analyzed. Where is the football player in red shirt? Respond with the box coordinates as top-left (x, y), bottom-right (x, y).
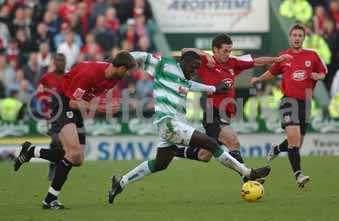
top-left (14, 51), bottom-right (137, 209)
top-left (175, 34), bottom-right (291, 182)
top-left (251, 24), bottom-right (327, 188)
top-left (37, 53), bottom-right (66, 181)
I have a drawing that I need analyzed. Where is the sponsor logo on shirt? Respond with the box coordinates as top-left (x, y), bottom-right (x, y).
top-left (73, 88), bottom-right (86, 100)
top-left (292, 70), bottom-right (307, 81)
top-left (305, 60), bottom-right (311, 67)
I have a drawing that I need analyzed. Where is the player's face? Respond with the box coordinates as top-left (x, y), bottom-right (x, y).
top-left (289, 29), bottom-right (305, 50)
top-left (183, 59), bottom-right (202, 79)
top-left (112, 65), bottom-right (129, 78)
top-left (54, 56), bottom-right (66, 73)
top-left (213, 44), bottom-right (232, 63)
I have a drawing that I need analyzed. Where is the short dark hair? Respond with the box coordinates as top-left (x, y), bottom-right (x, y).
top-left (181, 51), bottom-right (201, 63)
top-left (54, 53), bottom-right (65, 59)
top-left (289, 23), bottom-right (306, 36)
top-left (112, 51), bottom-right (136, 69)
top-left (212, 34), bottom-right (233, 49)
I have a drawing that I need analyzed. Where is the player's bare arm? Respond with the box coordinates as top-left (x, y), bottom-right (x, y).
top-left (253, 54), bottom-right (293, 66)
top-left (310, 72), bottom-right (326, 81)
top-left (250, 70), bottom-right (275, 85)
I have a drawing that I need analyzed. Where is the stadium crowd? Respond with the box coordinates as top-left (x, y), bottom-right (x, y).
top-left (0, 0), bottom-right (338, 123)
top-left (0, 0), bottom-right (155, 122)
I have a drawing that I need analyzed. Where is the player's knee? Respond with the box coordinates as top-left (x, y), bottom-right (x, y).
top-left (154, 161), bottom-right (170, 172)
top-left (67, 150), bottom-right (84, 166)
top-left (287, 135), bottom-right (301, 147)
top-left (204, 137), bottom-right (219, 152)
top-left (198, 150), bottom-right (212, 162)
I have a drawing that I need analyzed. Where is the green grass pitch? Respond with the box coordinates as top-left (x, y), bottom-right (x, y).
top-left (1, 157), bottom-right (339, 221)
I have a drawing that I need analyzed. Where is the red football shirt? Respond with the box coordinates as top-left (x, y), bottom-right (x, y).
top-left (269, 49), bottom-right (327, 100)
top-left (61, 61), bottom-right (120, 101)
top-left (197, 55), bottom-right (254, 116)
top-left (37, 71), bottom-right (64, 118)
top-left (38, 71), bottom-right (64, 91)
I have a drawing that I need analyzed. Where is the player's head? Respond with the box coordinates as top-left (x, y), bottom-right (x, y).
top-left (212, 34), bottom-right (233, 63)
top-left (53, 53), bottom-right (66, 74)
top-left (288, 23), bottom-right (306, 50)
top-left (109, 51), bottom-right (137, 78)
top-left (180, 51), bottom-right (202, 79)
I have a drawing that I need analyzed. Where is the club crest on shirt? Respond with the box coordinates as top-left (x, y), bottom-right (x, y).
top-left (283, 115), bottom-right (291, 123)
top-left (292, 70), bottom-right (307, 81)
top-left (223, 78), bottom-right (234, 88)
top-left (305, 60), bottom-right (311, 67)
top-left (228, 69), bottom-right (235, 76)
top-left (66, 111), bottom-right (74, 119)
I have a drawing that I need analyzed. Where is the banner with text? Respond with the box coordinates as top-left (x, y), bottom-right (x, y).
top-left (149, 0), bottom-right (269, 33)
top-left (84, 134), bottom-right (339, 160)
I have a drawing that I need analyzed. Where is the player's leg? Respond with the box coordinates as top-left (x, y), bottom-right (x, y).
top-left (267, 139), bottom-right (288, 161)
top-left (43, 123), bottom-right (84, 208)
top-left (189, 129), bottom-right (270, 180)
top-left (48, 134), bottom-right (63, 181)
top-left (218, 125), bottom-right (244, 164)
top-left (108, 144), bottom-right (177, 204)
top-left (175, 109), bottom-right (220, 162)
top-left (285, 124), bottom-right (309, 187)
top-left (14, 140), bottom-right (65, 172)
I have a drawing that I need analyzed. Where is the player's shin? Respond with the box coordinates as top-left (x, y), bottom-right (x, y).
top-left (33, 146), bottom-right (65, 162)
top-left (44, 158), bottom-right (73, 203)
top-left (212, 148), bottom-right (251, 176)
top-left (119, 160), bottom-right (155, 188)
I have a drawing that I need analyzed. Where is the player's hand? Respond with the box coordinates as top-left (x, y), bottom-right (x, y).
top-left (274, 54), bottom-right (293, 63)
top-left (206, 54), bottom-right (216, 68)
top-left (97, 104), bottom-right (106, 113)
top-left (178, 86), bottom-right (189, 95)
top-left (310, 72), bottom-right (325, 81)
top-left (250, 77), bottom-right (260, 85)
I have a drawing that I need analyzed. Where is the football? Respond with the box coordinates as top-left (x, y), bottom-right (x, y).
top-left (241, 181), bottom-right (264, 202)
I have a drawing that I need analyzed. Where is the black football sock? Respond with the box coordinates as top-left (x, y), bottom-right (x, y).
top-left (175, 147), bottom-right (200, 161)
top-left (287, 147), bottom-right (301, 177)
top-left (229, 150), bottom-right (244, 164)
top-left (32, 146), bottom-right (65, 163)
top-left (44, 158), bottom-right (73, 203)
top-left (276, 139), bottom-right (288, 154)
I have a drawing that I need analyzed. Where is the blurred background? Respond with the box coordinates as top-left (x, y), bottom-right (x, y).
top-left (0, 0), bottom-right (338, 161)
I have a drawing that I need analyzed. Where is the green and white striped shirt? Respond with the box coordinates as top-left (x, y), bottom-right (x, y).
top-left (131, 52), bottom-right (215, 124)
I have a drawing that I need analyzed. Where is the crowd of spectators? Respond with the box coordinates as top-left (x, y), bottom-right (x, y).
top-left (0, 0), bottom-right (155, 122)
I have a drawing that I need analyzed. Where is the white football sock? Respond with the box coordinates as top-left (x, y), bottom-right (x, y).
top-left (215, 151), bottom-right (251, 176)
top-left (34, 147), bottom-right (41, 158)
top-left (120, 161), bottom-right (152, 188)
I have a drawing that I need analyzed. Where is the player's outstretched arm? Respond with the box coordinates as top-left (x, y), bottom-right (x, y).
top-left (310, 72), bottom-right (326, 81)
top-left (253, 54), bottom-right (293, 66)
top-left (188, 80), bottom-right (216, 93)
top-left (130, 51), bottom-right (160, 77)
top-left (188, 80), bottom-right (231, 94)
top-left (250, 71), bottom-right (275, 85)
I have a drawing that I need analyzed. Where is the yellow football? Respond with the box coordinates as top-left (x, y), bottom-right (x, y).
top-left (241, 181), bottom-right (264, 202)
